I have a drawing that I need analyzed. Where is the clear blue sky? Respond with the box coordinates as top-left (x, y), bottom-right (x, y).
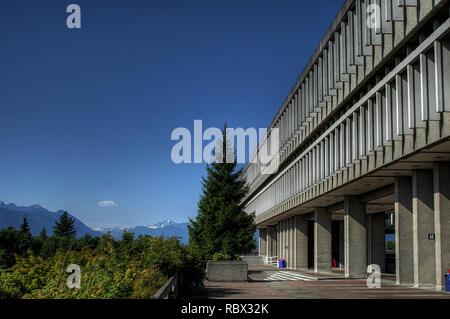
top-left (0, 0), bottom-right (343, 228)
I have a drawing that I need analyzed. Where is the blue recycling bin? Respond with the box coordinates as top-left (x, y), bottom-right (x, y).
top-left (445, 273), bottom-right (450, 292)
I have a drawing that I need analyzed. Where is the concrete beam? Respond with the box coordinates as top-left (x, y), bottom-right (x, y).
top-left (344, 195), bottom-right (367, 278)
top-left (412, 170), bottom-right (436, 288)
top-left (327, 201), bottom-right (344, 213)
top-left (314, 207), bottom-right (332, 273)
top-left (395, 176), bottom-right (414, 285)
top-left (361, 184), bottom-right (395, 203)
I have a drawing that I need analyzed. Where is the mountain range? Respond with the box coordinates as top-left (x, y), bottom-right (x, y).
top-left (94, 220), bottom-right (188, 242)
top-left (0, 201), bottom-right (188, 243)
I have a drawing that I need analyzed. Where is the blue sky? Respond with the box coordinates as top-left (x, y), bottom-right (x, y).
top-left (0, 0), bottom-right (343, 228)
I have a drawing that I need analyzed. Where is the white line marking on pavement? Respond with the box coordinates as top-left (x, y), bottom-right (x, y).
top-left (264, 271), bottom-right (316, 282)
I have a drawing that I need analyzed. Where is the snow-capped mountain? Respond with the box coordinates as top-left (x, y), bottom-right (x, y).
top-left (96, 220), bottom-right (188, 243)
top-left (146, 219), bottom-right (177, 229)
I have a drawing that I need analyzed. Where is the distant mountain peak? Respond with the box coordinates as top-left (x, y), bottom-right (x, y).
top-left (147, 219), bottom-right (177, 229)
top-left (4, 202), bottom-right (18, 210)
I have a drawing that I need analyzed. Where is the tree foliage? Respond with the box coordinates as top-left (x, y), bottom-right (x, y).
top-left (53, 211), bottom-right (76, 238)
top-left (0, 231), bottom-right (192, 299)
top-left (0, 215), bottom-right (201, 299)
top-left (188, 126), bottom-right (256, 262)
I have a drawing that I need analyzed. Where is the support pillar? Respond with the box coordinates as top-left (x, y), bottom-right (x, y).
top-left (276, 222), bottom-right (281, 258)
top-left (434, 162), bottom-right (450, 290)
top-left (295, 215), bottom-right (308, 270)
top-left (412, 170), bottom-right (436, 288)
top-left (289, 217), bottom-right (295, 269)
top-left (282, 220), bottom-right (286, 261)
top-left (395, 176), bottom-right (414, 285)
top-left (267, 226), bottom-right (275, 257)
top-left (272, 226), bottom-right (278, 257)
top-left (344, 196), bottom-right (367, 278)
top-left (314, 208), bottom-right (332, 273)
top-left (258, 228), bottom-right (267, 256)
top-left (287, 218), bottom-right (292, 268)
top-left (368, 213), bottom-right (386, 273)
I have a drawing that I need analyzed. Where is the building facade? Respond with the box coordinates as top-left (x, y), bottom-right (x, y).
top-left (242, 0), bottom-right (450, 290)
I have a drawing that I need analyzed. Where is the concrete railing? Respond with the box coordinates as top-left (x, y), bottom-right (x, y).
top-left (152, 273), bottom-right (181, 299)
top-left (265, 256), bottom-right (279, 267)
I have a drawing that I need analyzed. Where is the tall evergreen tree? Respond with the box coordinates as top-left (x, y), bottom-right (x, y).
top-left (20, 215), bottom-right (31, 235)
top-left (53, 211), bottom-right (76, 238)
top-left (38, 227), bottom-right (48, 242)
top-left (18, 215), bottom-right (32, 255)
top-left (188, 126), bottom-right (256, 262)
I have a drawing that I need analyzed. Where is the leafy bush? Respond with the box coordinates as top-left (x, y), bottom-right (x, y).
top-left (0, 213), bottom-right (203, 299)
top-left (0, 233), bottom-right (199, 299)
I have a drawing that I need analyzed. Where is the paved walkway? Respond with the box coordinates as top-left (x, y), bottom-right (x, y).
top-left (199, 266), bottom-right (450, 299)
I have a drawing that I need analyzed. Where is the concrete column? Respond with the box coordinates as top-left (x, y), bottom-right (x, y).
top-left (284, 219), bottom-right (289, 261)
top-left (412, 170), bottom-right (436, 288)
top-left (286, 219), bottom-right (289, 264)
top-left (292, 217), bottom-right (297, 269)
top-left (277, 223), bottom-right (281, 259)
top-left (368, 213), bottom-right (385, 273)
top-left (295, 215), bottom-right (308, 270)
top-left (259, 228), bottom-right (267, 256)
top-left (288, 217), bottom-right (294, 269)
top-left (339, 221), bottom-right (345, 269)
top-left (434, 162), bottom-right (450, 290)
top-left (280, 221), bottom-right (284, 261)
top-left (287, 219), bottom-right (290, 266)
top-left (395, 176), bottom-right (414, 285)
top-left (314, 207), bottom-right (332, 273)
top-left (267, 226), bottom-right (272, 257)
top-left (272, 226), bottom-right (278, 257)
top-left (267, 226), bottom-right (274, 256)
top-left (282, 222), bottom-right (285, 260)
top-left (344, 196), bottom-right (367, 278)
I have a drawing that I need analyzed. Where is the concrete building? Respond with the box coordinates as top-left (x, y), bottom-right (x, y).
top-left (242, 0), bottom-right (450, 290)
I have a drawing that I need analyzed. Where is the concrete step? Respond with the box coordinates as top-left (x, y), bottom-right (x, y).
top-left (240, 256), bottom-right (264, 265)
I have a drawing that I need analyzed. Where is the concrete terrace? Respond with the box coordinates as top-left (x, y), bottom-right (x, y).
top-left (198, 265), bottom-right (450, 299)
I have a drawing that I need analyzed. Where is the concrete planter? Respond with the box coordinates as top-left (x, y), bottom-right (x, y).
top-left (205, 260), bottom-right (248, 282)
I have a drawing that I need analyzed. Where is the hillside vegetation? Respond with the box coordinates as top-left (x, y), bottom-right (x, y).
top-left (0, 214), bottom-right (201, 299)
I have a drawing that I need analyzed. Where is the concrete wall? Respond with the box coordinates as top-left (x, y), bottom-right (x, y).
top-left (206, 261), bottom-right (248, 282)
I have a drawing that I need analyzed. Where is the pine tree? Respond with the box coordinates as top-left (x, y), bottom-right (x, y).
top-left (188, 126), bottom-right (256, 262)
top-left (18, 215), bottom-right (32, 255)
top-left (19, 215), bottom-right (31, 237)
top-left (39, 227), bottom-right (48, 242)
top-left (53, 211), bottom-right (76, 238)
